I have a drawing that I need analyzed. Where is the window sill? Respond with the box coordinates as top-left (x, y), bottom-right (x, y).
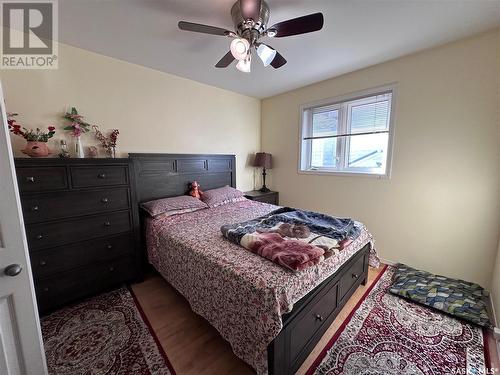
top-left (298, 169), bottom-right (391, 179)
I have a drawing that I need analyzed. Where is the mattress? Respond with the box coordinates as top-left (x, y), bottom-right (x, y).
top-left (146, 199), bottom-right (379, 374)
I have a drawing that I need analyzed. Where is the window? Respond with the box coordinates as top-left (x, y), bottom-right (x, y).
top-left (299, 86), bottom-right (395, 177)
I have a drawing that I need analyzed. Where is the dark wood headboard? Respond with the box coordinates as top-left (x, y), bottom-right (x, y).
top-left (128, 153), bottom-right (236, 203)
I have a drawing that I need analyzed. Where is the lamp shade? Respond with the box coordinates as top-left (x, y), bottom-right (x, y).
top-left (253, 152), bottom-right (272, 169)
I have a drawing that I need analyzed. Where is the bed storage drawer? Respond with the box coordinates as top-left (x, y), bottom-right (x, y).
top-left (30, 234), bottom-right (135, 278)
top-left (26, 210), bottom-right (132, 250)
top-left (269, 245), bottom-right (370, 375)
top-left (21, 188), bottom-right (130, 223)
top-left (339, 252), bottom-right (367, 301)
top-left (35, 256), bottom-right (136, 312)
top-left (288, 282), bottom-right (338, 367)
top-left (16, 167), bottom-right (68, 193)
top-left (71, 165), bottom-right (129, 188)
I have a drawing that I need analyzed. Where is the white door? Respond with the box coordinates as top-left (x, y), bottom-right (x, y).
top-left (0, 81), bottom-right (48, 375)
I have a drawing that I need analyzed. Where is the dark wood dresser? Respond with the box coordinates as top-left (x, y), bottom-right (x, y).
top-left (15, 158), bottom-right (142, 314)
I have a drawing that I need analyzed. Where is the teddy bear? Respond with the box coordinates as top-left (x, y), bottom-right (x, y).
top-left (189, 181), bottom-right (204, 199)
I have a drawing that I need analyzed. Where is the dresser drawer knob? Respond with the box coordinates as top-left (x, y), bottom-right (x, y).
top-left (315, 314), bottom-right (324, 322)
top-left (104, 221), bottom-right (111, 227)
top-left (26, 176), bottom-right (35, 183)
top-left (39, 260), bottom-right (47, 267)
top-left (109, 266), bottom-right (115, 272)
top-left (352, 273), bottom-right (359, 279)
top-left (106, 244), bottom-right (113, 250)
top-left (98, 173), bottom-right (106, 179)
top-left (36, 234), bottom-right (43, 240)
top-left (101, 197), bottom-right (109, 204)
top-left (31, 205), bottom-right (39, 212)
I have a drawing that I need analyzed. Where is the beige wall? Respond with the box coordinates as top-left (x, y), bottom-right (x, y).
top-left (262, 29), bottom-right (500, 287)
top-left (1, 28), bottom-right (499, 290)
top-left (491, 37), bottom-right (500, 323)
top-left (0, 42), bottom-right (261, 191)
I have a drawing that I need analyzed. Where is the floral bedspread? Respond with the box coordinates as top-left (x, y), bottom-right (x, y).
top-left (146, 199), bottom-right (379, 374)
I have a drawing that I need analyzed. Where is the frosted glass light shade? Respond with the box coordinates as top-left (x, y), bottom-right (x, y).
top-left (236, 54), bottom-right (251, 73)
top-left (230, 38), bottom-right (250, 61)
top-left (257, 44), bottom-right (277, 67)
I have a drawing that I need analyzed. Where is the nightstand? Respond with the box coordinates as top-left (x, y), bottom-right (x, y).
top-left (244, 190), bottom-right (279, 205)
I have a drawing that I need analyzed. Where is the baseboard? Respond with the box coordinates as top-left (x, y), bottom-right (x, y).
top-left (379, 257), bottom-right (396, 266)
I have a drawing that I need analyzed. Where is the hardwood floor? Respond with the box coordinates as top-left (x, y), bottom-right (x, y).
top-left (132, 266), bottom-right (500, 374)
top-left (131, 266), bottom-right (384, 375)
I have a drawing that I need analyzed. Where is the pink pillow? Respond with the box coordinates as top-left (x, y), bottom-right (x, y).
top-left (201, 186), bottom-right (246, 208)
top-left (141, 195), bottom-right (208, 218)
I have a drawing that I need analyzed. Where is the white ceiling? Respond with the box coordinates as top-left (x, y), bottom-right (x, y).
top-left (58, 0), bottom-right (500, 98)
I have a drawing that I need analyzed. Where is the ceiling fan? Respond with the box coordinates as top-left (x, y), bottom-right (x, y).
top-left (178, 0), bottom-right (324, 73)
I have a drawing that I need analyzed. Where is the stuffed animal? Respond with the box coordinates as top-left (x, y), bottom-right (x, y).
top-left (189, 181), bottom-right (204, 199)
top-left (257, 223), bottom-right (311, 239)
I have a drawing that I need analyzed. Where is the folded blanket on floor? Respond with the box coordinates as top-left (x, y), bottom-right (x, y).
top-left (221, 207), bottom-right (360, 271)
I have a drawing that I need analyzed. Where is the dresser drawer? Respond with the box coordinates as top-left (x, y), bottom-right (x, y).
top-left (22, 188), bottom-right (130, 224)
top-left (339, 252), bottom-right (366, 301)
top-left (35, 256), bottom-right (137, 313)
top-left (244, 191), bottom-right (279, 205)
top-left (30, 234), bottom-right (135, 278)
top-left (71, 165), bottom-right (128, 188)
top-left (27, 211), bottom-right (132, 251)
top-left (255, 194), bottom-right (279, 205)
top-left (288, 282), bottom-right (338, 367)
top-left (16, 167), bottom-right (68, 193)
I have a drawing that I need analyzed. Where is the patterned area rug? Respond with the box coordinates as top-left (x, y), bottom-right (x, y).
top-left (41, 287), bottom-right (175, 375)
top-left (307, 266), bottom-right (491, 375)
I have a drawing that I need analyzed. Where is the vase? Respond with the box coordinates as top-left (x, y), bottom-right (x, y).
top-left (75, 136), bottom-right (85, 158)
top-left (21, 141), bottom-right (51, 157)
top-left (105, 147), bottom-right (116, 158)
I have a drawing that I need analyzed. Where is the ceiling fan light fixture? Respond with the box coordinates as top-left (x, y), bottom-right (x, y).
top-left (236, 54), bottom-right (252, 73)
top-left (256, 44), bottom-right (277, 67)
top-left (230, 38), bottom-right (250, 60)
top-left (266, 29), bottom-right (277, 37)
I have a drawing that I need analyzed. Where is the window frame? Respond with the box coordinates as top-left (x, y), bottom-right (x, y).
top-left (298, 84), bottom-right (397, 179)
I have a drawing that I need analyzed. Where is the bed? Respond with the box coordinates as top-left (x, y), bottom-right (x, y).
top-left (129, 153), bottom-right (379, 375)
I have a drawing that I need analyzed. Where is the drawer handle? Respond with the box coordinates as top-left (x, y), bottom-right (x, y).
top-left (98, 173), bottom-right (106, 179)
top-left (315, 314), bottom-right (324, 322)
top-left (31, 205), bottom-right (39, 212)
top-left (36, 234), bottom-right (43, 240)
top-left (26, 176), bottom-right (35, 183)
top-left (352, 273), bottom-right (359, 279)
top-left (104, 221), bottom-right (111, 227)
top-left (109, 266), bottom-right (115, 272)
top-left (39, 260), bottom-right (47, 267)
top-left (43, 287), bottom-right (49, 292)
top-left (106, 244), bottom-right (113, 250)
top-left (101, 197), bottom-right (109, 204)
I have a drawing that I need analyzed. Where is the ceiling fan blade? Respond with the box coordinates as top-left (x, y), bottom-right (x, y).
top-left (268, 13), bottom-right (324, 38)
top-left (215, 51), bottom-right (236, 68)
top-left (178, 21), bottom-right (232, 36)
top-left (270, 51), bottom-right (287, 69)
top-left (240, 0), bottom-right (262, 20)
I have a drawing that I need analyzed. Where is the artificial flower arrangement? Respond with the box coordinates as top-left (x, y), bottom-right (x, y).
top-left (7, 112), bottom-right (56, 157)
top-left (8, 113), bottom-right (56, 141)
top-left (63, 107), bottom-right (92, 137)
top-left (93, 125), bottom-right (119, 158)
top-left (63, 107), bottom-right (92, 157)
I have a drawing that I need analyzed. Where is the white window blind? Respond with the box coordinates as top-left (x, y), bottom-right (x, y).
top-left (300, 88), bottom-right (395, 177)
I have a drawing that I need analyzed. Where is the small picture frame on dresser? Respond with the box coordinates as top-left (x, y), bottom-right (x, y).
top-left (244, 190), bottom-right (279, 205)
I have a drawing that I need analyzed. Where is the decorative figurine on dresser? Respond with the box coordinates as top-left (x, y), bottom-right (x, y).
top-left (14, 158), bottom-right (142, 314)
